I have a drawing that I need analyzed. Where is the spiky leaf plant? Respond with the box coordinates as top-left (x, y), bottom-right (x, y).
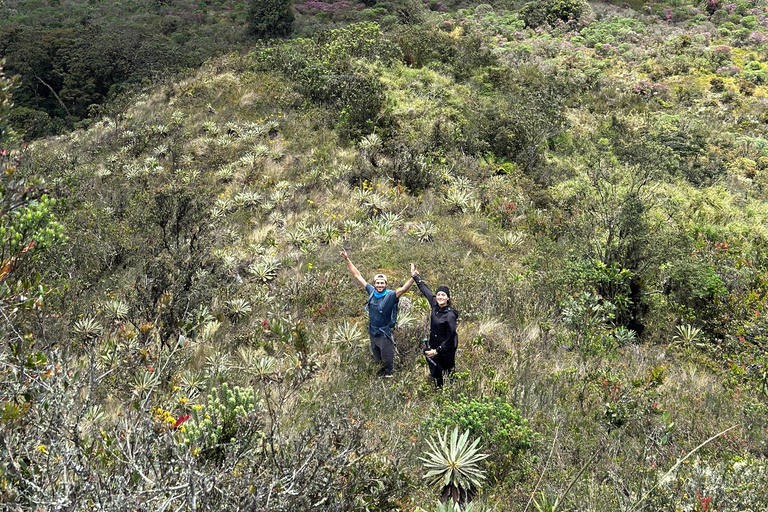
top-left (444, 187), bottom-right (475, 214)
top-left (672, 324), bottom-right (703, 348)
top-left (433, 499), bottom-right (478, 512)
top-left (380, 211), bottom-right (401, 226)
top-left (180, 370), bottom-right (207, 399)
top-left (234, 190), bottom-right (262, 207)
top-left (248, 259), bottom-right (281, 283)
top-left (359, 133), bottom-right (382, 151)
top-left (319, 223), bottom-right (340, 244)
top-left (613, 325), bottom-right (637, 346)
top-left (497, 231), bottom-right (525, 248)
top-left (533, 490), bottom-right (558, 512)
top-left (225, 298), bottom-right (252, 322)
top-left (73, 316), bottom-right (104, 339)
top-left (412, 220), bottom-right (437, 243)
top-left (253, 356), bottom-right (277, 381)
top-left (395, 307), bottom-right (417, 329)
top-left (420, 427), bottom-right (489, 504)
top-left (332, 320), bottom-right (366, 347)
top-left (133, 369), bottom-right (159, 399)
top-left (362, 193), bottom-right (389, 216)
top-left (100, 299), bottom-right (129, 321)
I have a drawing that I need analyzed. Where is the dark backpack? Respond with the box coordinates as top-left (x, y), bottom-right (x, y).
top-left (366, 289), bottom-right (399, 329)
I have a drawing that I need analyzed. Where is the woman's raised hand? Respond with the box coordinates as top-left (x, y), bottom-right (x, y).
top-left (410, 262), bottom-right (418, 276)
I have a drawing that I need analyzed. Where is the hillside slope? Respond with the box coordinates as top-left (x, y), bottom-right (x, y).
top-left (2, 1), bottom-right (768, 510)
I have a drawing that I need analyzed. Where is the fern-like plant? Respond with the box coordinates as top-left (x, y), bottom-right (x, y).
top-left (420, 427), bottom-right (489, 504)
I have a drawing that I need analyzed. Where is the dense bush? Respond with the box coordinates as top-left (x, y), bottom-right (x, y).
top-left (424, 395), bottom-right (536, 483)
top-left (0, 60), bottom-right (15, 145)
top-left (395, 25), bottom-right (459, 68)
top-left (5, 106), bottom-right (55, 140)
top-left (477, 67), bottom-right (568, 172)
top-left (249, 0), bottom-right (295, 39)
top-left (253, 23), bottom-right (398, 138)
top-left (519, 0), bottom-right (589, 28)
top-left (663, 257), bottom-right (729, 319)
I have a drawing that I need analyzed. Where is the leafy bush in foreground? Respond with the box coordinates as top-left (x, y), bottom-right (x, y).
top-left (425, 395), bottom-right (536, 484)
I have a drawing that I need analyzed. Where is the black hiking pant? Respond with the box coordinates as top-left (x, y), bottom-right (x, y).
top-left (370, 334), bottom-right (394, 375)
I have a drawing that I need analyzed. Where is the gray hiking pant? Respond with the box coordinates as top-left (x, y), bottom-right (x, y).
top-left (370, 334), bottom-right (394, 375)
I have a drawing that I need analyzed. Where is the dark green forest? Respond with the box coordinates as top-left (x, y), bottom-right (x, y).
top-left (2, 0), bottom-right (768, 510)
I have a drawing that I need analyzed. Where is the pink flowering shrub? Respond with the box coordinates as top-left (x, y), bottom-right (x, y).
top-left (716, 65), bottom-right (741, 76)
top-left (749, 31), bottom-right (768, 44)
top-left (632, 80), bottom-right (670, 97)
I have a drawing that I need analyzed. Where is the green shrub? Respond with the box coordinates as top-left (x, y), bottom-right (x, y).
top-left (6, 106), bottom-right (54, 139)
top-left (249, 0), bottom-right (294, 39)
top-left (662, 258), bottom-right (728, 320)
top-left (739, 79), bottom-right (756, 96)
top-left (424, 395), bottom-right (536, 483)
top-left (317, 22), bottom-right (401, 70)
top-left (395, 25), bottom-right (458, 68)
top-left (744, 61), bottom-right (767, 84)
top-left (323, 73), bottom-right (385, 138)
top-left (0, 165), bottom-right (65, 268)
top-left (1, 61), bottom-right (18, 145)
top-left (644, 457), bottom-right (768, 511)
top-left (710, 77), bottom-right (725, 92)
top-left (519, 0), bottom-right (589, 29)
top-left (561, 259), bottom-right (645, 334)
top-left (560, 291), bottom-right (620, 355)
top-left (579, 16), bottom-right (646, 48)
top-left (730, 27), bottom-right (752, 46)
top-left (382, 140), bottom-right (440, 193)
top-left (740, 15), bottom-right (757, 28)
top-left (478, 70), bottom-right (568, 171)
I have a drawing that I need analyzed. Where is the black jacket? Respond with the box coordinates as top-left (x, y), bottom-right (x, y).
top-left (414, 276), bottom-right (458, 370)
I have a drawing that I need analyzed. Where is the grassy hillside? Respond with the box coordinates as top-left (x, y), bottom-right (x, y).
top-left (3, 1), bottom-right (768, 510)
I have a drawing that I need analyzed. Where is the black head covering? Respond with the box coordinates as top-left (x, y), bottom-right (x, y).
top-left (436, 285), bottom-right (450, 298)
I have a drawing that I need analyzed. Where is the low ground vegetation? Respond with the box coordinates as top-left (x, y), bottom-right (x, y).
top-left (2, 1), bottom-right (768, 510)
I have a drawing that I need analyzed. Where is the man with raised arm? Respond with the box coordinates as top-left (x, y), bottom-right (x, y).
top-left (341, 248), bottom-right (414, 377)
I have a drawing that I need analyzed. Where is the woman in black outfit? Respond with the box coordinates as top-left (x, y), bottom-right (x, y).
top-left (410, 263), bottom-right (458, 387)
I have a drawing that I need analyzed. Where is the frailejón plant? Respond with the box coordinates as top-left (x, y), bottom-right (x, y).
top-left (420, 427), bottom-right (489, 504)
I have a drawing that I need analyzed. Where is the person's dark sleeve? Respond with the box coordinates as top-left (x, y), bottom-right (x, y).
top-left (436, 311), bottom-right (458, 354)
top-left (413, 275), bottom-right (436, 308)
